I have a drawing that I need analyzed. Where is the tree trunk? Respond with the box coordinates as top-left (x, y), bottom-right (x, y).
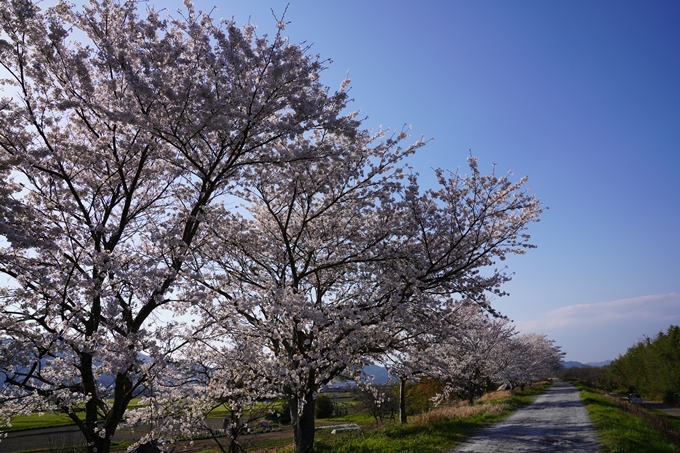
top-left (79, 372), bottom-right (133, 453)
top-left (399, 378), bottom-right (407, 424)
top-left (91, 434), bottom-right (112, 453)
top-left (290, 390), bottom-right (316, 453)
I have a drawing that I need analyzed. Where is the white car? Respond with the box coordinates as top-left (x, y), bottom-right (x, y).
top-left (628, 393), bottom-right (642, 404)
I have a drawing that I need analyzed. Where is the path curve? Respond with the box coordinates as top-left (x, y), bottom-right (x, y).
top-left (450, 379), bottom-right (600, 452)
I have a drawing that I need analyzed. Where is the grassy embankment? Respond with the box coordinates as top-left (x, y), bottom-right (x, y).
top-left (278, 382), bottom-right (550, 453)
top-left (570, 381), bottom-right (680, 453)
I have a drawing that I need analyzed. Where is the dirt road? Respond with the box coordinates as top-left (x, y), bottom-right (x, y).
top-left (450, 379), bottom-right (600, 452)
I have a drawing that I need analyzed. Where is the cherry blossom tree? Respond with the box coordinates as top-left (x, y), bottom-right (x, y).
top-left (376, 157), bottom-right (546, 418)
top-left (424, 304), bottom-right (516, 405)
top-left (379, 302), bottom-right (477, 423)
top-left (355, 375), bottom-right (399, 426)
top-left (185, 149), bottom-right (542, 452)
top-left (0, 1), bottom-right (355, 452)
top-left (500, 333), bottom-right (564, 390)
top-left (381, 351), bottom-right (424, 424)
top-left (185, 126), bottom-right (422, 452)
top-left (421, 309), bottom-right (563, 406)
top-left (124, 340), bottom-right (280, 453)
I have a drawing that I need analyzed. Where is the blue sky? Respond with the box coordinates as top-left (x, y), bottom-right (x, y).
top-left (186, 0), bottom-right (680, 363)
top-left (4, 0), bottom-right (674, 363)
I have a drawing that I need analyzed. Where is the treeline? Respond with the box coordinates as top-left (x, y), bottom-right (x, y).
top-left (609, 325), bottom-right (680, 404)
top-left (560, 325), bottom-right (680, 405)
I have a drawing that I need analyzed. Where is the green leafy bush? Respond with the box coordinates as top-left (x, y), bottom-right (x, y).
top-left (316, 394), bottom-right (335, 419)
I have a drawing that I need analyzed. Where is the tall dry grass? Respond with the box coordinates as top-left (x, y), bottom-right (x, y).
top-left (412, 389), bottom-right (517, 424)
top-left (478, 390), bottom-right (513, 403)
top-left (412, 403), bottom-right (509, 425)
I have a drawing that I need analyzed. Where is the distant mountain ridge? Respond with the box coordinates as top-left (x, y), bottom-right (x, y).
top-left (362, 364), bottom-right (391, 383)
top-left (562, 360), bottom-right (612, 369)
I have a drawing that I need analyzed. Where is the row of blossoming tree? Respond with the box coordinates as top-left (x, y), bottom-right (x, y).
top-left (379, 303), bottom-right (564, 424)
top-left (0, 1), bottom-right (551, 452)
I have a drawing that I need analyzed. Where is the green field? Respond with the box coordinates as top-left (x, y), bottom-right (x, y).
top-left (3, 399), bottom-right (143, 432)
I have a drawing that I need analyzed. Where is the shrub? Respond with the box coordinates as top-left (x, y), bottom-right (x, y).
top-left (316, 394), bottom-right (335, 419)
top-left (406, 377), bottom-right (446, 415)
top-left (266, 400), bottom-right (291, 425)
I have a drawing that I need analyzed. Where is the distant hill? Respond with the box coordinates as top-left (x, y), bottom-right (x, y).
top-left (562, 360), bottom-right (612, 369)
top-left (585, 360), bottom-right (613, 367)
top-left (362, 364), bottom-right (390, 383)
top-left (323, 364), bottom-right (391, 389)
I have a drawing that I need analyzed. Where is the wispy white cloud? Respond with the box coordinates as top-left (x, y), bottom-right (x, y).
top-left (516, 293), bottom-right (680, 332)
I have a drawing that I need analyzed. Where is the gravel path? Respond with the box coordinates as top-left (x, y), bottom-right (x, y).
top-left (450, 379), bottom-right (601, 452)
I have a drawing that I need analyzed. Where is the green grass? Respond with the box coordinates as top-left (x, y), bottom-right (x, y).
top-left (644, 406), bottom-right (680, 432)
top-left (306, 382), bottom-right (551, 453)
top-left (318, 412), bottom-right (375, 426)
top-left (238, 435), bottom-right (295, 452)
top-left (312, 414), bottom-right (493, 453)
top-left (3, 412), bottom-right (82, 431)
top-left (4, 399), bottom-right (144, 432)
top-left (570, 381), bottom-right (680, 453)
